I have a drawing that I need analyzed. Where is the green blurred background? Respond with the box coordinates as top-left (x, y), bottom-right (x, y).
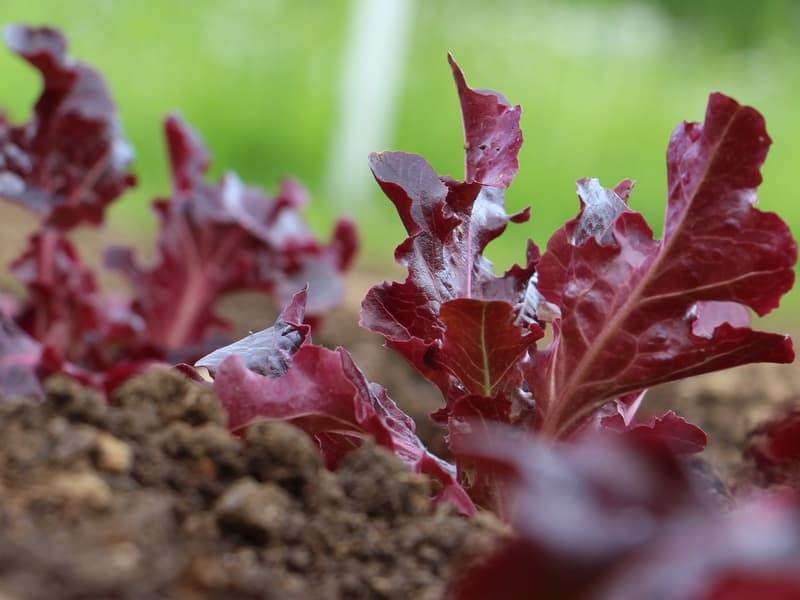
top-left (2, 0), bottom-right (799, 323)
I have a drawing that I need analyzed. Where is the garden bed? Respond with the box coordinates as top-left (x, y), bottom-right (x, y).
top-left (0, 367), bottom-right (500, 599)
top-left (2, 23), bottom-right (799, 599)
top-left (1, 305), bottom-right (797, 598)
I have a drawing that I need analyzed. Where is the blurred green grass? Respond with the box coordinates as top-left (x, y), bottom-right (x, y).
top-left (2, 0), bottom-right (799, 325)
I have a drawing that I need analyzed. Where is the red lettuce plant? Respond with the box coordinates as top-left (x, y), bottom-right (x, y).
top-left (197, 288), bottom-right (475, 515)
top-left (360, 56), bottom-right (795, 507)
top-left (2, 23), bottom-right (795, 545)
top-left (447, 425), bottom-right (800, 600)
top-left (104, 114), bottom-right (357, 356)
top-left (747, 409), bottom-right (800, 491)
top-left (0, 25), bottom-right (136, 228)
top-left (194, 56), bottom-right (795, 517)
top-left (0, 25), bottom-right (356, 397)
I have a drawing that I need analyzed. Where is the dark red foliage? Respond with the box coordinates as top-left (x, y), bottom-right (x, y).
top-left (0, 25), bottom-right (135, 229)
top-left (106, 115), bottom-right (357, 352)
top-left (699, 572), bottom-right (800, 600)
top-left (437, 299), bottom-right (541, 398)
top-left (447, 426), bottom-right (800, 599)
top-left (196, 287), bottom-right (310, 378)
top-left (1, 27), bottom-right (799, 591)
top-left (449, 54), bottom-right (522, 189)
top-left (602, 410), bottom-right (708, 455)
top-left (0, 25), bottom-right (357, 397)
top-left (10, 230), bottom-right (144, 369)
top-left (362, 57), bottom-right (795, 507)
top-left (201, 291), bottom-right (474, 515)
top-left (747, 409), bottom-right (800, 489)
top-left (360, 57), bottom-right (542, 429)
top-left (531, 96), bottom-right (795, 437)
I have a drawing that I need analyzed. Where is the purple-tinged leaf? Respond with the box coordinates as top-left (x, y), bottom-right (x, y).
top-left (42, 348), bottom-right (161, 397)
top-left (612, 391), bottom-right (647, 427)
top-left (211, 342), bottom-right (474, 515)
top-left (0, 25), bottom-right (135, 229)
top-left (531, 94), bottom-right (795, 438)
top-left (570, 177), bottom-right (630, 246)
top-left (445, 394), bottom-right (523, 512)
top-left (448, 54), bottom-right (522, 189)
top-left (747, 409), bottom-right (800, 490)
top-left (364, 59), bottom-right (796, 514)
top-left (603, 410), bottom-right (707, 455)
top-left (436, 299), bottom-right (542, 398)
top-left (448, 427), bottom-right (800, 599)
top-left (196, 287), bottom-right (310, 377)
top-left (107, 115), bottom-right (356, 352)
top-left (10, 229), bottom-right (145, 369)
top-left (0, 306), bottom-right (143, 400)
top-left (164, 108), bottom-right (210, 194)
top-left (750, 410), bottom-right (800, 466)
top-left (11, 230), bottom-right (100, 351)
top-left (699, 571), bottom-right (800, 600)
top-left (604, 498), bottom-right (800, 600)
top-left (4, 231), bottom-right (160, 395)
top-left (451, 424), bottom-right (695, 546)
top-left (0, 25), bottom-right (355, 400)
top-left (361, 60), bottom-right (538, 432)
top-left (691, 300), bottom-right (752, 339)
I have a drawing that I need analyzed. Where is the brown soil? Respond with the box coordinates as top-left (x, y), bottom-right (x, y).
top-left (0, 258), bottom-right (798, 598)
top-left (0, 370), bottom-right (500, 600)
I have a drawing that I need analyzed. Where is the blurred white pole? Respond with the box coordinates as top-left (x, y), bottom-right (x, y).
top-left (325, 0), bottom-right (415, 206)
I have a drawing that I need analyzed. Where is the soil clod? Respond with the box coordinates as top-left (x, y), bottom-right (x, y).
top-left (0, 370), bottom-right (498, 599)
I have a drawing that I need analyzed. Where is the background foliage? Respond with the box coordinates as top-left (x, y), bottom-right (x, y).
top-left (2, 0), bottom-right (798, 319)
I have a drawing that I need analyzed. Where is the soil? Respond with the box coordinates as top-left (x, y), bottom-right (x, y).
top-left (0, 371), bottom-right (501, 600)
top-left (0, 286), bottom-right (798, 598)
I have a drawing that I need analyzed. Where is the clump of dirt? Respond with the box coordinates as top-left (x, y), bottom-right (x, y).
top-left (0, 370), bottom-right (501, 599)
